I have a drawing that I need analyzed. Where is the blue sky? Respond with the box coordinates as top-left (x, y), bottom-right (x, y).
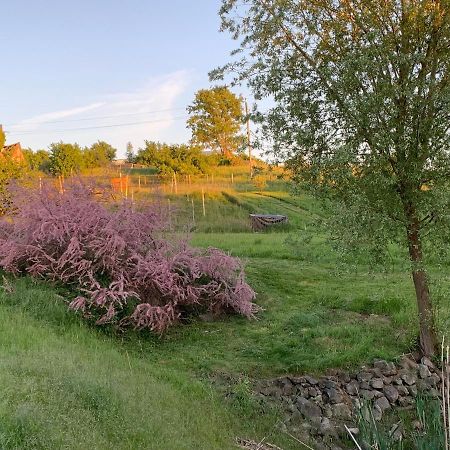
top-left (0, 0), bottom-right (247, 157)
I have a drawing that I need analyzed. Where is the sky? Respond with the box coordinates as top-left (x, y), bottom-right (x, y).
top-left (0, 0), bottom-right (249, 157)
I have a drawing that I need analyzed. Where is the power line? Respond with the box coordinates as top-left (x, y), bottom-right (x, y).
top-left (5, 106), bottom-right (187, 127)
top-left (6, 115), bottom-right (188, 135)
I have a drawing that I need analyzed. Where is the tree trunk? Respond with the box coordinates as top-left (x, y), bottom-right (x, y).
top-left (404, 205), bottom-right (437, 357)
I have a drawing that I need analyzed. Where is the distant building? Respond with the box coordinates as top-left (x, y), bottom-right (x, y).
top-left (0, 125), bottom-right (25, 163)
top-left (1, 142), bottom-right (25, 163)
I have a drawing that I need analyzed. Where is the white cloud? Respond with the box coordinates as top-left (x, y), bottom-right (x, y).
top-left (7, 70), bottom-right (192, 155)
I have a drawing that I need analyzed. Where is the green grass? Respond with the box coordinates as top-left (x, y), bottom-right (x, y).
top-left (0, 278), bottom-right (290, 450)
top-left (2, 180), bottom-right (450, 449)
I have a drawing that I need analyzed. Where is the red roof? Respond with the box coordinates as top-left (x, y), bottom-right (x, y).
top-left (0, 142), bottom-right (25, 162)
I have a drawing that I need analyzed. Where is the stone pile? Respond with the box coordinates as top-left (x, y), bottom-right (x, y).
top-left (257, 355), bottom-right (443, 449)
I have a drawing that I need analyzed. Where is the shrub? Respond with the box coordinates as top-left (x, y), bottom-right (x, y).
top-left (0, 182), bottom-right (258, 333)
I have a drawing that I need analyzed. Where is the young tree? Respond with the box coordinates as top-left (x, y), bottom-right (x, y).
top-left (187, 86), bottom-right (244, 157)
top-left (48, 142), bottom-right (83, 176)
top-left (216, 0), bottom-right (450, 356)
top-left (126, 142), bottom-right (135, 164)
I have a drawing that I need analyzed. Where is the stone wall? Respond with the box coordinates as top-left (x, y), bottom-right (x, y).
top-left (257, 355), bottom-right (443, 449)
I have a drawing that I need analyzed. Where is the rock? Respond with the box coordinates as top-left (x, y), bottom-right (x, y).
top-left (331, 402), bottom-right (352, 420)
top-left (347, 427), bottom-right (359, 436)
top-left (418, 364), bottom-right (432, 379)
top-left (319, 417), bottom-right (337, 437)
top-left (296, 397), bottom-right (322, 420)
top-left (373, 390), bottom-right (384, 399)
top-left (360, 389), bottom-right (376, 400)
top-left (357, 371), bottom-right (373, 382)
top-left (288, 376), bottom-right (304, 385)
top-left (398, 395), bottom-right (414, 407)
top-left (323, 404), bottom-right (333, 418)
top-left (425, 373), bottom-right (440, 387)
top-left (393, 378), bottom-right (403, 385)
top-left (341, 373), bottom-right (351, 383)
top-left (260, 386), bottom-right (283, 399)
top-left (346, 380), bottom-right (359, 396)
top-left (308, 387), bottom-right (319, 398)
top-left (417, 379), bottom-right (429, 392)
top-left (304, 375), bottom-right (319, 385)
top-left (399, 356), bottom-right (418, 370)
top-left (368, 367), bottom-right (383, 378)
top-left (370, 378), bottom-right (384, 389)
top-left (407, 385), bottom-right (418, 396)
top-left (323, 379), bottom-right (339, 389)
top-left (374, 396), bottom-right (391, 412)
top-left (326, 388), bottom-right (343, 404)
top-left (397, 385), bottom-right (409, 396)
top-left (383, 376), bottom-right (393, 385)
top-left (401, 372), bottom-right (417, 386)
top-left (421, 356), bottom-right (434, 369)
top-left (360, 381), bottom-right (371, 390)
top-left (312, 394), bottom-right (323, 404)
top-left (383, 385), bottom-right (399, 403)
top-left (374, 360), bottom-right (397, 376)
top-left (372, 406), bottom-right (383, 421)
top-left (429, 388), bottom-right (439, 398)
top-left (412, 420), bottom-right (423, 430)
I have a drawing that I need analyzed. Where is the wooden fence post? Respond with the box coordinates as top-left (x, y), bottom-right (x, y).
top-left (202, 189), bottom-right (206, 217)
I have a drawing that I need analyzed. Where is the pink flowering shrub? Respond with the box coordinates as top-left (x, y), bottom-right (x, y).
top-left (0, 183), bottom-right (258, 333)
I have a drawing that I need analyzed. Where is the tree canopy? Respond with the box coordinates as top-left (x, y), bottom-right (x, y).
top-left (84, 141), bottom-right (116, 169)
top-left (187, 86), bottom-right (244, 157)
top-left (136, 141), bottom-right (208, 175)
top-left (216, 0), bottom-right (450, 356)
top-left (48, 142), bottom-right (83, 177)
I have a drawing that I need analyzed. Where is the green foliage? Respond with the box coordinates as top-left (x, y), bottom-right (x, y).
top-left (354, 395), bottom-right (445, 449)
top-left (22, 149), bottom-right (50, 172)
top-left (136, 141), bottom-right (209, 174)
top-left (83, 141), bottom-right (116, 169)
top-left (0, 126), bottom-right (5, 149)
top-left (48, 142), bottom-right (83, 176)
top-left (216, 0), bottom-right (450, 354)
top-left (187, 86), bottom-right (244, 157)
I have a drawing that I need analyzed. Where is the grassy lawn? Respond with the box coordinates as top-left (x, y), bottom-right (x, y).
top-left (0, 279), bottom-right (288, 450)
top-left (1, 175), bottom-right (449, 449)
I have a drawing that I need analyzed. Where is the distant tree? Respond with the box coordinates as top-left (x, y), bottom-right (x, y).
top-left (126, 142), bottom-right (135, 164)
top-left (83, 141), bottom-right (116, 169)
top-left (216, 0), bottom-right (450, 356)
top-left (0, 126), bottom-right (5, 149)
top-left (187, 86), bottom-right (244, 157)
top-left (22, 149), bottom-right (50, 172)
top-left (48, 142), bottom-right (83, 176)
top-left (136, 141), bottom-right (208, 174)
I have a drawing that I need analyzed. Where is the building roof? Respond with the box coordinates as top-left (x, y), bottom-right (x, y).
top-left (0, 142), bottom-right (25, 162)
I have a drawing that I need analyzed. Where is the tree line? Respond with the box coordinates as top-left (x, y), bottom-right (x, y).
top-left (4, 86), bottom-right (248, 177)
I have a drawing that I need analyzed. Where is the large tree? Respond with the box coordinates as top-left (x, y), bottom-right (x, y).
top-left (216, 0), bottom-right (450, 356)
top-left (187, 86), bottom-right (244, 157)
